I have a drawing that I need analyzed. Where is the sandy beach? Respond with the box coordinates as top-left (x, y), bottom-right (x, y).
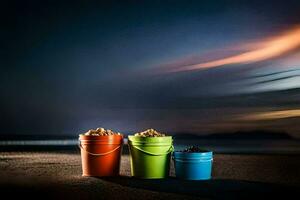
top-left (0, 149), bottom-right (300, 200)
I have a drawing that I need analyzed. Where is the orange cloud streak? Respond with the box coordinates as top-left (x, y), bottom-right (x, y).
top-left (170, 26), bottom-right (300, 72)
top-left (238, 109), bottom-right (300, 121)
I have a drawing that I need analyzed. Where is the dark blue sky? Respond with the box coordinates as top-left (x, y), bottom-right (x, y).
top-left (2, 0), bottom-right (300, 137)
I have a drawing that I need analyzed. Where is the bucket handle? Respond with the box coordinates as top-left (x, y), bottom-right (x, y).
top-left (79, 142), bottom-right (121, 156)
top-left (130, 145), bottom-right (174, 156)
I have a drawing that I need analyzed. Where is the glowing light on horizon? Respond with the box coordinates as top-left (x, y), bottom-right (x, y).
top-left (169, 26), bottom-right (300, 72)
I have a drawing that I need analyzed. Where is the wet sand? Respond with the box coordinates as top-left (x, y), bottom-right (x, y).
top-left (0, 150), bottom-right (300, 199)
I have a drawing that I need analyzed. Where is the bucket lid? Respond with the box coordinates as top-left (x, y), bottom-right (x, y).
top-left (173, 151), bottom-right (213, 159)
top-left (128, 135), bottom-right (172, 144)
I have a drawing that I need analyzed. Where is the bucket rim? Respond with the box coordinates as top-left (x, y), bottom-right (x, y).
top-left (173, 158), bottom-right (213, 162)
top-left (173, 151), bottom-right (213, 158)
top-left (128, 135), bottom-right (172, 143)
top-left (128, 142), bottom-right (173, 146)
top-left (174, 150), bottom-right (213, 154)
top-left (80, 141), bottom-right (123, 145)
top-left (79, 134), bottom-right (123, 140)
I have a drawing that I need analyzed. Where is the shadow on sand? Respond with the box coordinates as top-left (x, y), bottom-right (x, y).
top-left (102, 176), bottom-right (300, 199)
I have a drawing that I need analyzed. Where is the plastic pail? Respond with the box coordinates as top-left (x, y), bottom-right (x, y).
top-left (173, 151), bottom-right (213, 180)
top-left (128, 136), bottom-right (173, 179)
top-left (79, 134), bottom-right (123, 177)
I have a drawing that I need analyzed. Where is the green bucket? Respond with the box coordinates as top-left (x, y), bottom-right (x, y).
top-left (128, 136), bottom-right (173, 179)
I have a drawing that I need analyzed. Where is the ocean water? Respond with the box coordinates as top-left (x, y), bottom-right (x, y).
top-left (173, 139), bottom-right (300, 154)
top-left (0, 140), bottom-right (78, 146)
top-left (1, 138), bottom-right (300, 154)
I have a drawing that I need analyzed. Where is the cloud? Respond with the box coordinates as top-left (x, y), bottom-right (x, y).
top-left (238, 109), bottom-right (300, 121)
top-left (165, 26), bottom-right (300, 73)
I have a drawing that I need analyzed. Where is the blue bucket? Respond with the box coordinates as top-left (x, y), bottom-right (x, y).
top-left (173, 151), bottom-right (213, 180)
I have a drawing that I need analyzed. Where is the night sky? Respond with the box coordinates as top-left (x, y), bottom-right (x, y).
top-left (2, 0), bottom-right (300, 137)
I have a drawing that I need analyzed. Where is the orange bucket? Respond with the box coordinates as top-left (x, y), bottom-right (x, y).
top-left (79, 134), bottom-right (123, 177)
